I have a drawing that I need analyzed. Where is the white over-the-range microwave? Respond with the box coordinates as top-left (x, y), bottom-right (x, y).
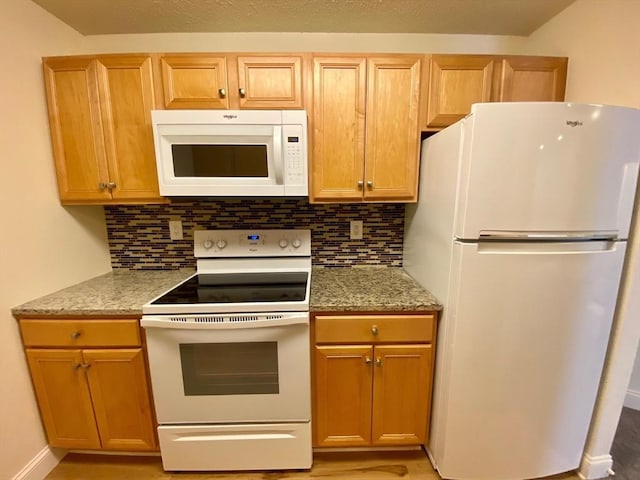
top-left (151, 110), bottom-right (308, 197)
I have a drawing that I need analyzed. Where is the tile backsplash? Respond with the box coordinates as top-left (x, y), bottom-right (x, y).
top-left (105, 199), bottom-right (405, 269)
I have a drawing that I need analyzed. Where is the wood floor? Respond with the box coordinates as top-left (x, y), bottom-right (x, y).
top-left (45, 450), bottom-right (580, 480)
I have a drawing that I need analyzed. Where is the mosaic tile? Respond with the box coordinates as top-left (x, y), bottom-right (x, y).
top-left (105, 199), bottom-right (405, 269)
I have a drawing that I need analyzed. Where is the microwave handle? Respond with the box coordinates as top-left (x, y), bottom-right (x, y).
top-left (272, 126), bottom-right (283, 185)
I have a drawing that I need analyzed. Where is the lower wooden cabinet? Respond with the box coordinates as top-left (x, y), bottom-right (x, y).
top-left (20, 318), bottom-right (157, 451)
top-left (313, 314), bottom-right (436, 447)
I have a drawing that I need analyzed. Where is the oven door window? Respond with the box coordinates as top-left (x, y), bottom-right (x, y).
top-left (180, 342), bottom-right (279, 395)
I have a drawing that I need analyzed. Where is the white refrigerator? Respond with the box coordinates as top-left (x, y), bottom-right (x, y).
top-left (403, 102), bottom-right (640, 480)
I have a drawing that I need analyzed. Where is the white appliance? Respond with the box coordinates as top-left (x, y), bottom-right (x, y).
top-left (152, 110), bottom-right (308, 197)
top-left (403, 102), bottom-right (640, 480)
top-left (141, 229), bottom-right (312, 471)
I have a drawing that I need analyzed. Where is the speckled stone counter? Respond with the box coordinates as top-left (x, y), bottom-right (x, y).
top-left (11, 266), bottom-right (441, 318)
top-left (11, 269), bottom-right (195, 317)
top-left (310, 266), bottom-right (441, 312)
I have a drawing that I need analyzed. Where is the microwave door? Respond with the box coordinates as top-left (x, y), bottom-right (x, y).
top-left (159, 130), bottom-right (286, 195)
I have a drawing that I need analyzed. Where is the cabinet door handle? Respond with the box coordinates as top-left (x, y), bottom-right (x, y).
top-left (72, 362), bottom-right (82, 370)
top-left (375, 357), bottom-right (382, 367)
top-left (70, 331), bottom-right (81, 340)
top-left (357, 180), bottom-right (364, 190)
top-left (365, 356), bottom-right (372, 365)
top-left (98, 182), bottom-right (108, 190)
top-left (239, 88), bottom-right (246, 97)
top-left (218, 88), bottom-right (226, 98)
top-left (367, 181), bottom-right (374, 189)
top-left (371, 325), bottom-right (378, 335)
top-left (81, 363), bottom-right (91, 370)
top-left (106, 182), bottom-right (116, 190)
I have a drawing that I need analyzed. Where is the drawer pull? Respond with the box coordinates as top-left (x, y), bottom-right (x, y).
top-left (375, 357), bottom-right (382, 367)
top-left (371, 325), bottom-right (378, 336)
top-left (365, 356), bottom-right (372, 365)
top-left (70, 331), bottom-right (81, 340)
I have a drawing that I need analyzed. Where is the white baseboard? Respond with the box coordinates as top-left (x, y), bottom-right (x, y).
top-left (12, 446), bottom-right (65, 480)
top-left (624, 388), bottom-right (640, 410)
top-left (578, 453), bottom-right (614, 480)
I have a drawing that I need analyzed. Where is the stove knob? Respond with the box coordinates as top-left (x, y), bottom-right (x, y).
top-left (279, 239), bottom-right (289, 248)
top-left (203, 240), bottom-right (214, 249)
top-left (291, 238), bottom-right (302, 248)
top-left (216, 239), bottom-right (227, 249)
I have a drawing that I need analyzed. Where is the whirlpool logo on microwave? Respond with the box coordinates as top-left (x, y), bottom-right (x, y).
top-left (223, 114), bottom-right (238, 120)
top-left (566, 120), bottom-right (583, 127)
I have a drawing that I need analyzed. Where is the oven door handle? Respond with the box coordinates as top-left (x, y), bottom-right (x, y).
top-left (140, 314), bottom-right (309, 329)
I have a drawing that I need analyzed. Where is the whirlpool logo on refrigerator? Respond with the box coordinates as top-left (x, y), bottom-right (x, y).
top-left (566, 120), bottom-right (583, 127)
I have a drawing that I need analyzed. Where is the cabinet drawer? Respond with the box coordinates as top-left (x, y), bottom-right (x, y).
top-left (315, 315), bottom-right (434, 344)
top-left (20, 319), bottom-right (141, 347)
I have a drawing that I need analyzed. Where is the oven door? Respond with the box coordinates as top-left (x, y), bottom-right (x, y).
top-left (141, 313), bottom-right (310, 424)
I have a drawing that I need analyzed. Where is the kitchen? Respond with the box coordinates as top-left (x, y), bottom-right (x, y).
top-left (2, 1), bottom-right (640, 480)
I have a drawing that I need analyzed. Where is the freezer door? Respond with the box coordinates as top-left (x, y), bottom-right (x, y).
top-left (455, 103), bottom-right (640, 239)
top-left (431, 240), bottom-right (626, 480)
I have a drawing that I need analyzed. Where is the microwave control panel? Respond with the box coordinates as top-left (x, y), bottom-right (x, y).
top-left (282, 124), bottom-right (306, 187)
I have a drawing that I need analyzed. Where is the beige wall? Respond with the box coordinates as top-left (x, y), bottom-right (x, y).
top-left (0, 1), bottom-right (111, 478)
top-left (525, 0), bottom-right (640, 108)
top-left (84, 31), bottom-right (526, 54)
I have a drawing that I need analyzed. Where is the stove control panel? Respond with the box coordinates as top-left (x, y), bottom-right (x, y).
top-left (194, 229), bottom-right (311, 257)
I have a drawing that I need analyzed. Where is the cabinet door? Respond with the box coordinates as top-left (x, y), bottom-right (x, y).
top-left (364, 57), bottom-right (421, 201)
top-left (311, 57), bottom-right (367, 202)
top-left (372, 345), bottom-right (432, 445)
top-left (426, 55), bottom-right (494, 128)
top-left (96, 56), bottom-right (162, 201)
top-left (83, 348), bottom-right (156, 450)
top-left (236, 56), bottom-right (304, 109)
top-left (497, 56), bottom-right (568, 102)
top-left (26, 349), bottom-right (101, 449)
top-left (160, 55), bottom-right (228, 109)
top-left (314, 345), bottom-right (372, 446)
top-left (43, 57), bottom-right (111, 202)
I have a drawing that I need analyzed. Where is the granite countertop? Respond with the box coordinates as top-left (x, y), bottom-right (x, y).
top-left (12, 267), bottom-right (441, 318)
top-left (310, 266), bottom-right (440, 312)
top-left (11, 269), bottom-right (195, 317)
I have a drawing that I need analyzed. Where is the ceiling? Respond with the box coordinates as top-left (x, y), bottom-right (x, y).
top-left (31, 0), bottom-right (575, 36)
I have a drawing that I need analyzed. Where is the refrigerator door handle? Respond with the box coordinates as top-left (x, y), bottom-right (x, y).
top-left (477, 231), bottom-right (619, 242)
top-left (476, 239), bottom-right (618, 254)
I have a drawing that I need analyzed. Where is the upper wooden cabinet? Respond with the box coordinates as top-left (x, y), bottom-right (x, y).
top-left (311, 55), bottom-right (422, 203)
top-left (495, 56), bottom-right (568, 102)
top-left (43, 55), bottom-right (163, 204)
top-left (158, 54), bottom-right (306, 110)
top-left (425, 54), bottom-right (568, 129)
top-left (426, 55), bottom-right (495, 129)
top-left (159, 55), bottom-right (229, 109)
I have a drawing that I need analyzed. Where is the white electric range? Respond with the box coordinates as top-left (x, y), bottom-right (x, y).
top-left (141, 229), bottom-right (312, 472)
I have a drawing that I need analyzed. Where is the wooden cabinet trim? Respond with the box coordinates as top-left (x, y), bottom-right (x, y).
top-left (315, 314), bottom-right (435, 344)
top-left (497, 56), bottom-right (568, 102)
top-left (314, 345), bottom-right (373, 446)
top-left (364, 56), bottom-right (421, 201)
top-left (160, 55), bottom-right (229, 109)
top-left (43, 57), bottom-right (111, 202)
top-left (236, 55), bottom-right (304, 109)
top-left (84, 348), bottom-right (157, 450)
top-left (311, 56), bottom-right (367, 201)
top-left (371, 344), bottom-right (432, 445)
top-left (26, 349), bottom-right (102, 449)
top-left (426, 54), bottom-right (495, 128)
top-left (20, 319), bottom-right (141, 347)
